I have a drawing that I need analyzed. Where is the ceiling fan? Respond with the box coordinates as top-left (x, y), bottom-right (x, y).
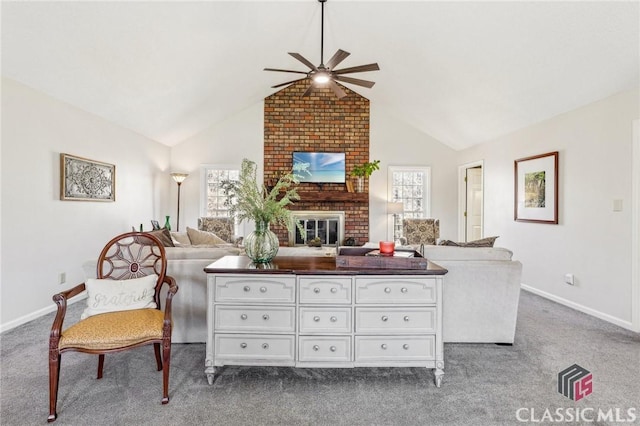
top-left (264, 0), bottom-right (380, 99)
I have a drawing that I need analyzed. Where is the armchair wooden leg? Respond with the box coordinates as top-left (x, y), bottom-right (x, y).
top-left (154, 343), bottom-right (162, 371)
top-left (161, 341), bottom-right (171, 404)
top-left (48, 351), bottom-right (61, 422)
top-left (97, 354), bottom-right (105, 379)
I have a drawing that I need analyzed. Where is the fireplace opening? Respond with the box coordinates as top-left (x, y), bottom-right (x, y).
top-left (289, 211), bottom-right (345, 246)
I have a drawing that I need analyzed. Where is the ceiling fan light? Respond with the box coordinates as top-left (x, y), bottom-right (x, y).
top-left (313, 72), bottom-right (330, 84)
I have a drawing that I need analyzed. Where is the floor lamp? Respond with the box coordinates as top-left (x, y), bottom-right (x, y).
top-left (387, 202), bottom-right (404, 243)
top-left (170, 173), bottom-right (188, 232)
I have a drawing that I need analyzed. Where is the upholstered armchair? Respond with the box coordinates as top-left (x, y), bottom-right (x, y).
top-left (402, 218), bottom-right (440, 248)
top-left (198, 217), bottom-right (234, 243)
top-left (48, 232), bottom-right (178, 422)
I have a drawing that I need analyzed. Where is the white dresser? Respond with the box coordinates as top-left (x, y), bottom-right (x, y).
top-left (204, 256), bottom-right (446, 387)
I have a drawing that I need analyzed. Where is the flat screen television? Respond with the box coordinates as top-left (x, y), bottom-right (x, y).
top-left (292, 152), bottom-right (346, 183)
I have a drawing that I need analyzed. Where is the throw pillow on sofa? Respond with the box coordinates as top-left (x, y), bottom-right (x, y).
top-left (147, 228), bottom-right (174, 247)
top-left (438, 236), bottom-right (499, 247)
top-left (170, 231), bottom-right (191, 246)
top-left (187, 227), bottom-right (227, 245)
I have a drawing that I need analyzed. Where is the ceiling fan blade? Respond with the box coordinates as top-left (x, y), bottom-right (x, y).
top-left (328, 80), bottom-right (347, 99)
top-left (333, 75), bottom-right (375, 88)
top-left (264, 68), bottom-right (309, 75)
top-left (302, 83), bottom-right (315, 97)
top-left (333, 63), bottom-right (380, 75)
top-left (271, 77), bottom-right (308, 89)
top-left (289, 53), bottom-right (318, 71)
top-left (325, 49), bottom-right (350, 70)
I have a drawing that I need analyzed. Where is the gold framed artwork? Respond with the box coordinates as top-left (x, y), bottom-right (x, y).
top-left (514, 151), bottom-right (558, 224)
top-left (60, 153), bottom-right (115, 202)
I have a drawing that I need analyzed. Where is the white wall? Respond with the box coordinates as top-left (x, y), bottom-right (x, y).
top-left (458, 88), bottom-right (639, 327)
top-left (169, 102), bottom-right (264, 232)
top-left (0, 78), bottom-right (171, 330)
top-left (369, 104), bottom-right (459, 242)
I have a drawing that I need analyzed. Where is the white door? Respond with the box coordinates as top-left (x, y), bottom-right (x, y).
top-left (465, 167), bottom-right (483, 242)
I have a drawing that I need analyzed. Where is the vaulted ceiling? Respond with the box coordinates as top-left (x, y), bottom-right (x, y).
top-left (2, 1), bottom-right (638, 150)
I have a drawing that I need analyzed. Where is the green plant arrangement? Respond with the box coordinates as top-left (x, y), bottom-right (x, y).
top-left (350, 160), bottom-right (380, 177)
top-left (220, 158), bottom-right (308, 263)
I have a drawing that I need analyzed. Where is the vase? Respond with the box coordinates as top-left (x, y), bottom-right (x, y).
top-left (355, 177), bottom-right (365, 193)
top-left (244, 220), bottom-right (279, 264)
top-left (164, 215), bottom-right (171, 231)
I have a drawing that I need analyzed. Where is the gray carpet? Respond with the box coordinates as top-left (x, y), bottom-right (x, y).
top-left (1, 291), bottom-right (639, 426)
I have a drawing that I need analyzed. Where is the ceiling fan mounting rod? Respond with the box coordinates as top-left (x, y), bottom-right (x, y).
top-left (319, 0), bottom-right (326, 66)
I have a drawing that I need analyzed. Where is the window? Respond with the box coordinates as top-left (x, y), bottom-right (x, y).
top-left (200, 165), bottom-right (240, 218)
top-left (387, 166), bottom-right (431, 240)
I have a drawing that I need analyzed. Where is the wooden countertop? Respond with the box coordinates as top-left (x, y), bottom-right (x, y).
top-left (204, 256), bottom-right (448, 275)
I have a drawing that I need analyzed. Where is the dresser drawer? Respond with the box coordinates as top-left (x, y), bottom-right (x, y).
top-left (214, 334), bottom-right (295, 362)
top-left (355, 307), bottom-right (436, 333)
top-left (298, 336), bottom-right (351, 362)
top-left (299, 277), bottom-right (351, 304)
top-left (214, 275), bottom-right (296, 303)
top-left (355, 335), bottom-right (435, 362)
top-left (215, 306), bottom-right (295, 332)
top-left (355, 277), bottom-right (436, 304)
top-left (299, 307), bottom-right (352, 333)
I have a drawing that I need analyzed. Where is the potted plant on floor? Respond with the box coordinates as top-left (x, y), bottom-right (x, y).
top-left (350, 159), bottom-right (380, 193)
top-left (220, 159), bottom-right (307, 264)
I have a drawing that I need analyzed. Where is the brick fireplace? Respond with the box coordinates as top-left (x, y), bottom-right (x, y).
top-left (264, 80), bottom-right (370, 246)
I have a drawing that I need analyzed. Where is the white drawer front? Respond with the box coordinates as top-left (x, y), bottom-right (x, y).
top-left (355, 335), bottom-right (435, 362)
top-left (215, 334), bottom-right (295, 361)
top-left (355, 277), bottom-right (436, 304)
top-left (215, 276), bottom-right (296, 303)
top-left (355, 307), bottom-right (436, 333)
top-left (299, 277), bottom-right (351, 304)
top-left (299, 307), bottom-right (352, 333)
top-left (215, 306), bottom-right (295, 332)
top-left (298, 336), bottom-right (351, 362)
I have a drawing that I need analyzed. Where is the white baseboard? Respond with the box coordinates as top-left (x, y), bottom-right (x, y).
top-left (0, 294), bottom-right (87, 334)
top-left (521, 284), bottom-right (637, 332)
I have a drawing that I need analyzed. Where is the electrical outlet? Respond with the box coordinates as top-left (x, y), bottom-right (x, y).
top-left (564, 273), bottom-right (574, 285)
top-left (59, 272), bottom-right (66, 285)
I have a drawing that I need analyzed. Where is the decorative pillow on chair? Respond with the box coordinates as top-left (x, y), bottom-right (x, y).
top-left (81, 274), bottom-right (158, 319)
top-left (186, 227), bottom-right (227, 245)
top-left (438, 236), bottom-right (499, 247)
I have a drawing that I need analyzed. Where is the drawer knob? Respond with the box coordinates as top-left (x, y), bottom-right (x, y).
top-left (330, 316), bottom-right (337, 322)
top-left (240, 343), bottom-right (247, 349)
top-left (243, 286), bottom-right (250, 292)
top-left (381, 315), bottom-right (389, 322)
top-left (260, 287), bottom-right (267, 293)
top-left (313, 287), bottom-right (320, 294)
top-left (313, 345), bottom-right (320, 351)
top-left (401, 287), bottom-right (408, 293)
top-left (330, 346), bottom-right (337, 352)
top-left (262, 314), bottom-right (270, 321)
top-left (404, 316), bottom-right (410, 322)
top-left (313, 316), bottom-right (321, 322)
top-left (403, 344), bottom-right (410, 350)
top-left (240, 314), bottom-right (248, 320)
top-left (381, 344), bottom-right (388, 350)
top-left (330, 287), bottom-right (337, 293)
top-left (262, 343), bottom-right (269, 350)
top-left (384, 287), bottom-right (391, 293)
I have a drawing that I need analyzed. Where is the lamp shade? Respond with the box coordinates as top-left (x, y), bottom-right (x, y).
top-left (387, 202), bottom-right (404, 214)
top-left (171, 173), bottom-right (188, 184)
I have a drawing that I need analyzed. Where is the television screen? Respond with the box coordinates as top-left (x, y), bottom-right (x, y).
top-left (293, 152), bottom-right (346, 183)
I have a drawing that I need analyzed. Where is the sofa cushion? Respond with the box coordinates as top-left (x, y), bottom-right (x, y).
top-left (439, 236), bottom-right (498, 247)
top-left (81, 274), bottom-right (158, 319)
top-left (187, 227), bottom-right (227, 245)
top-left (164, 245), bottom-right (241, 260)
top-left (171, 231), bottom-right (191, 246)
top-left (147, 228), bottom-right (174, 247)
top-left (421, 245), bottom-right (513, 261)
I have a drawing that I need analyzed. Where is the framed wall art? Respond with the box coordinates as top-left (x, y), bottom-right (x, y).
top-left (60, 153), bottom-right (115, 202)
top-left (514, 151), bottom-right (558, 224)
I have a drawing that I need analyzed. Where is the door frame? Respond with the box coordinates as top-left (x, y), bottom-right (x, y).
top-left (458, 160), bottom-right (484, 242)
top-left (632, 119), bottom-right (639, 332)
